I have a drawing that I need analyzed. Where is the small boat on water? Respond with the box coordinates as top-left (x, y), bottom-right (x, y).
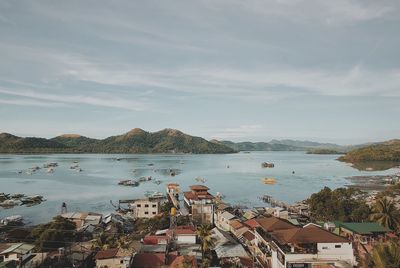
top-left (144, 191), bottom-right (164, 198)
top-left (43, 162), bottom-right (58, 168)
top-left (195, 177), bottom-right (207, 183)
top-left (153, 180), bottom-right (162, 185)
top-left (70, 163), bottom-right (79, 169)
top-left (262, 178), bottom-right (277, 185)
top-left (47, 167), bottom-right (55, 173)
top-left (118, 180), bottom-right (139, 186)
top-left (261, 162), bottom-right (274, 168)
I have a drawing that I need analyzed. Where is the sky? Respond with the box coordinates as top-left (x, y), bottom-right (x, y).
top-left (0, 0), bottom-right (399, 144)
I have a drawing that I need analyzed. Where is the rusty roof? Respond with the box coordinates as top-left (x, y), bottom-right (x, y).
top-left (272, 225), bottom-right (349, 245)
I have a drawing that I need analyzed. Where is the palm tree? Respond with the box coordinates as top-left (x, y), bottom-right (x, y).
top-left (196, 224), bottom-right (215, 262)
top-left (372, 241), bottom-right (400, 268)
top-left (370, 198), bottom-right (400, 231)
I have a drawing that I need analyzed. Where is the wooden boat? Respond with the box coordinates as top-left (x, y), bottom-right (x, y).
top-left (262, 178), bottom-right (277, 185)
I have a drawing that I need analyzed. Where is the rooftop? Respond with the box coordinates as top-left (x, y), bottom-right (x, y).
top-left (256, 216), bottom-right (297, 232)
top-left (189, 185), bottom-right (209, 191)
top-left (221, 211), bottom-right (236, 221)
top-left (272, 225), bottom-right (349, 245)
top-left (184, 191), bottom-right (214, 201)
top-left (337, 222), bottom-right (391, 235)
top-left (0, 243), bottom-right (35, 255)
top-left (133, 253), bottom-right (165, 268)
top-left (94, 248), bottom-right (119, 260)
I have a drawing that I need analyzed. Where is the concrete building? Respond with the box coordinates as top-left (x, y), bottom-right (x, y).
top-left (254, 218), bottom-right (356, 268)
top-left (131, 198), bottom-right (160, 219)
top-left (183, 185), bottom-right (215, 225)
top-left (167, 226), bottom-right (197, 244)
top-left (94, 248), bottom-right (133, 268)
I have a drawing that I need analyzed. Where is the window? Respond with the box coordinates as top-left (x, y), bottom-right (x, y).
top-left (152, 212), bottom-right (156, 215)
top-left (152, 204), bottom-right (157, 208)
top-left (120, 260), bottom-right (124, 264)
top-left (335, 245), bottom-right (342, 248)
top-left (322, 247), bottom-right (328, 249)
top-left (145, 212), bottom-right (149, 215)
top-left (145, 204), bottom-right (149, 208)
top-left (137, 204), bottom-right (141, 207)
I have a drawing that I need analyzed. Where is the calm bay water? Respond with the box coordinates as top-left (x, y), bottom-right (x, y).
top-left (0, 152), bottom-right (397, 224)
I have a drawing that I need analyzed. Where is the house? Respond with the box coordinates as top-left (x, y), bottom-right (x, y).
top-left (0, 243), bottom-right (35, 265)
top-left (183, 185), bottom-right (215, 225)
top-left (143, 235), bottom-right (170, 245)
top-left (253, 216), bottom-right (302, 267)
top-left (216, 211), bottom-right (236, 231)
top-left (254, 219), bottom-right (356, 268)
top-left (167, 226), bottom-right (197, 244)
top-left (211, 228), bottom-right (252, 267)
top-left (229, 220), bottom-right (249, 239)
top-left (336, 222), bottom-right (391, 245)
top-left (265, 207), bottom-right (289, 220)
top-left (132, 253), bottom-right (166, 268)
top-left (168, 255), bottom-right (197, 268)
top-left (94, 248), bottom-right (133, 268)
top-left (61, 212), bottom-right (102, 229)
top-left (130, 198), bottom-right (160, 219)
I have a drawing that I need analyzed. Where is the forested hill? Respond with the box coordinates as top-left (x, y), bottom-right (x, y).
top-left (0, 129), bottom-right (236, 154)
top-left (338, 140), bottom-right (400, 162)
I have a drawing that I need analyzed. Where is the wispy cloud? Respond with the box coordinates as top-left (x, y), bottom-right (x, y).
top-left (212, 125), bottom-right (263, 140)
top-left (0, 87), bottom-right (149, 111)
top-left (58, 56), bottom-right (400, 99)
top-left (0, 98), bottom-right (69, 108)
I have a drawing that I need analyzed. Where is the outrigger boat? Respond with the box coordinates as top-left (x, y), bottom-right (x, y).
top-left (118, 180), bottom-right (139, 186)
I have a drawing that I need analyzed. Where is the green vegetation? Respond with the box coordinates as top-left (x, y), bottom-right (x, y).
top-left (306, 148), bottom-right (343, 154)
top-left (29, 216), bottom-right (76, 251)
top-left (218, 140), bottom-right (304, 151)
top-left (0, 128), bottom-right (236, 154)
top-left (307, 187), bottom-right (371, 222)
top-left (196, 224), bottom-right (215, 264)
top-left (339, 140), bottom-right (400, 162)
top-left (372, 240), bottom-right (400, 268)
top-left (370, 198), bottom-right (400, 232)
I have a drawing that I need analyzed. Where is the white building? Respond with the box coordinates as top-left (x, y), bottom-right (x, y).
top-left (256, 221), bottom-right (356, 268)
top-left (130, 198), bottom-right (160, 219)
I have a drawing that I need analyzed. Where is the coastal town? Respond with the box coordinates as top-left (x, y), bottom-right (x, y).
top-left (1, 171), bottom-right (400, 268)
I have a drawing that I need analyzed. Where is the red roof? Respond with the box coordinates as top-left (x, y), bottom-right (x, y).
top-left (242, 230), bottom-right (255, 242)
top-left (167, 226), bottom-right (196, 236)
top-left (168, 255), bottom-right (197, 268)
top-left (133, 253), bottom-right (166, 268)
top-left (143, 235), bottom-right (169, 245)
top-left (95, 248), bottom-right (119, 260)
top-left (256, 216), bottom-right (297, 232)
top-left (190, 185), bottom-right (209, 191)
top-left (230, 220), bottom-right (246, 230)
top-left (184, 191), bottom-right (214, 201)
top-left (272, 225), bottom-right (349, 245)
top-left (244, 219), bottom-right (260, 229)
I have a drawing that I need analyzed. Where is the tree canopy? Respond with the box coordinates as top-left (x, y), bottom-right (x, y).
top-left (307, 187), bottom-right (370, 222)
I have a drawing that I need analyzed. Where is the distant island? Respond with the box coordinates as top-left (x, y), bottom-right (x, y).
top-left (0, 128), bottom-right (236, 154)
